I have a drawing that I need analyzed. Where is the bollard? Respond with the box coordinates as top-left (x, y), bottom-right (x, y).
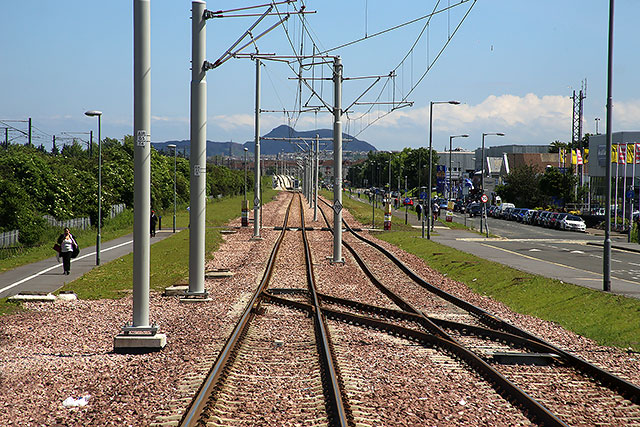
top-left (241, 200), bottom-right (249, 227)
top-left (384, 204), bottom-right (392, 230)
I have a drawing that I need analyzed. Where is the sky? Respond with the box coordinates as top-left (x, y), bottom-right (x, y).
top-left (1, 1), bottom-right (639, 153)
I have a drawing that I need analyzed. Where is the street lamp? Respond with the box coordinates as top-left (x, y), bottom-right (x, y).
top-left (449, 134), bottom-right (469, 200)
top-left (244, 147), bottom-right (248, 201)
top-left (167, 144), bottom-right (177, 233)
top-left (427, 100), bottom-right (461, 239)
top-left (481, 132), bottom-right (505, 237)
top-left (85, 110), bottom-right (102, 265)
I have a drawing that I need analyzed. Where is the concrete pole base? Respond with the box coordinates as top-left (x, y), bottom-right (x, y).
top-left (180, 291), bottom-right (211, 303)
top-left (250, 236), bottom-right (264, 241)
top-left (113, 333), bottom-right (167, 353)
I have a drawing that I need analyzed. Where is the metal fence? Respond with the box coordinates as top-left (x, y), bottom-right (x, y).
top-left (0, 230), bottom-right (19, 248)
top-left (43, 215), bottom-right (91, 231)
top-left (110, 203), bottom-right (126, 218)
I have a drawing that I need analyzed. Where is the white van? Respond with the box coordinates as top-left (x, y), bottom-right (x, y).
top-left (497, 203), bottom-right (515, 218)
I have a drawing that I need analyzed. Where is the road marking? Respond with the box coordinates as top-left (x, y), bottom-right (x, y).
top-left (630, 262), bottom-right (640, 267)
top-left (529, 248), bottom-right (541, 252)
top-left (479, 243), bottom-right (640, 286)
top-left (570, 250), bottom-right (585, 254)
top-left (0, 240), bottom-right (133, 295)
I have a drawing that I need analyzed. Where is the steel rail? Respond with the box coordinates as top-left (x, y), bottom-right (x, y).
top-left (320, 197), bottom-right (640, 404)
top-left (179, 193), bottom-right (296, 427)
top-left (298, 195), bottom-right (352, 427)
top-left (315, 203), bottom-right (567, 426)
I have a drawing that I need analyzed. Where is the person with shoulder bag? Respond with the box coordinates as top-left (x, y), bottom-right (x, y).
top-left (57, 227), bottom-right (79, 275)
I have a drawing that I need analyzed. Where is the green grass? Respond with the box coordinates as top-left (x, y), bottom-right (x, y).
top-left (1, 181), bottom-right (277, 311)
top-left (324, 190), bottom-right (414, 232)
top-left (57, 186), bottom-right (278, 299)
top-left (377, 231), bottom-right (640, 351)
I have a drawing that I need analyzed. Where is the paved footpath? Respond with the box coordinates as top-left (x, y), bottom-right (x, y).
top-left (348, 194), bottom-right (640, 300)
top-left (0, 229), bottom-right (179, 299)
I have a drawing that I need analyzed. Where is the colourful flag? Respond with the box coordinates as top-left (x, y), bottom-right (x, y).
top-left (584, 148), bottom-right (589, 164)
top-left (627, 144), bottom-right (635, 164)
top-left (619, 144), bottom-right (627, 164)
top-left (576, 149), bottom-right (583, 165)
top-left (571, 149), bottom-right (577, 165)
top-left (612, 144), bottom-right (618, 163)
top-left (558, 148), bottom-right (566, 165)
top-left (635, 143), bottom-right (640, 164)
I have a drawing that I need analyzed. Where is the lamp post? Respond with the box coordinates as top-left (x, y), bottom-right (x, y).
top-left (167, 144), bottom-right (177, 233)
top-left (427, 100), bottom-right (461, 239)
top-left (243, 147), bottom-right (248, 202)
top-left (404, 175), bottom-right (408, 224)
top-left (449, 134), bottom-right (469, 200)
top-left (481, 132), bottom-right (505, 236)
top-left (371, 161), bottom-right (376, 228)
top-left (85, 110), bottom-right (102, 265)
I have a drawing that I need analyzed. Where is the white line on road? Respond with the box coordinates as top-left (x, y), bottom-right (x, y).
top-left (0, 240), bottom-right (133, 295)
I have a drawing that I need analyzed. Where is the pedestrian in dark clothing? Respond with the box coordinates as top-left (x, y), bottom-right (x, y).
top-left (56, 227), bottom-right (78, 275)
top-left (151, 210), bottom-right (158, 237)
top-left (416, 203), bottom-right (423, 221)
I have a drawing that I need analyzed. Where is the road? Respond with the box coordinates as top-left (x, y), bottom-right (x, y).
top-left (347, 192), bottom-right (640, 299)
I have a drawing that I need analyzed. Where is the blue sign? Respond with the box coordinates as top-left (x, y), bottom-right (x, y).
top-left (420, 192), bottom-right (427, 200)
top-left (627, 190), bottom-right (635, 200)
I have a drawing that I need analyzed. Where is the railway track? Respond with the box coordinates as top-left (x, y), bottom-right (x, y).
top-left (315, 197), bottom-right (640, 426)
top-left (179, 192), bottom-right (349, 427)
top-left (178, 191), bottom-right (640, 426)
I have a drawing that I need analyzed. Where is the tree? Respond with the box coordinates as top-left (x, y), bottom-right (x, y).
top-left (539, 166), bottom-right (578, 207)
top-left (495, 165), bottom-right (545, 207)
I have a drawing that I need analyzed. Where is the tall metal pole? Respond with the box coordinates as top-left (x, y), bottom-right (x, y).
top-left (253, 58), bottom-right (262, 239)
top-left (133, 0), bottom-right (151, 326)
top-left (314, 134), bottom-right (319, 221)
top-left (97, 115), bottom-right (102, 265)
top-left (188, 0), bottom-right (207, 297)
top-left (173, 146), bottom-right (177, 233)
top-left (427, 102), bottom-right (433, 239)
top-left (28, 117), bottom-right (32, 147)
top-left (481, 133), bottom-right (485, 235)
top-left (309, 144), bottom-right (313, 208)
top-left (332, 56), bottom-right (343, 263)
top-left (603, 0), bottom-right (614, 292)
top-left (449, 136), bottom-right (453, 200)
top-left (244, 147), bottom-right (248, 202)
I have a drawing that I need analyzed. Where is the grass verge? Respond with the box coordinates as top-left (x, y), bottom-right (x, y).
top-left (1, 182), bottom-right (277, 312)
top-left (377, 230), bottom-right (640, 351)
top-left (57, 186), bottom-right (278, 299)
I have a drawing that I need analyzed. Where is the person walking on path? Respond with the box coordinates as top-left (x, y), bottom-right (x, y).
top-left (150, 210), bottom-right (158, 237)
top-left (56, 227), bottom-right (78, 275)
top-left (432, 201), bottom-right (440, 231)
top-left (416, 203), bottom-right (422, 221)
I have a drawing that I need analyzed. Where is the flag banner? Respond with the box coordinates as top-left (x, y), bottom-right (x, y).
top-left (584, 148), bottom-right (589, 164)
top-left (571, 149), bottom-right (577, 165)
top-left (627, 144), bottom-right (635, 164)
top-left (559, 148), bottom-right (566, 165)
top-left (612, 144), bottom-right (618, 163)
top-left (619, 144), bottom-right (627, 164)
top-left (576, 149), bottom-right (583, 165)
top-left (635, 143), bottom-right (640, 164)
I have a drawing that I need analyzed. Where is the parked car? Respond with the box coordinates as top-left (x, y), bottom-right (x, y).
top-left (553, 213), bottom-right (568, 229)
top-left (546, 212), bottom-right (562, 228)
top-left (536, 211), bottom-right (551, 227)
top-left (503, 207), bottom-right (516, 220)
top-left (559, 214), bottom-right (587, 232)
top-left (522, 209), bottom-right (536, 224)
top-left (496, 203), bottom-right (515, 219)
top-left (467, 203), bottom-right (482, 217)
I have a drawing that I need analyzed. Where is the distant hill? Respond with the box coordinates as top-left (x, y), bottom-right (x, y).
top-left (244, 125), bottom-right (377, 155)
top-left (152, 125), bottom-right (377, 157)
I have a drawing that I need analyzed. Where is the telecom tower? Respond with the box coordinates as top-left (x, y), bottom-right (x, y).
top-left (572, 79), bottom-right (586, 185)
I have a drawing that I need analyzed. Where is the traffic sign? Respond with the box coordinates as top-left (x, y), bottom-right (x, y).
top-left (627, 190), bottom-right (634, 200)
top-left (481, 194), bottom-right (488, 203)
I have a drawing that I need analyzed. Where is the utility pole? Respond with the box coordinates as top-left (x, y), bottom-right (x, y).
top-left (253, 58), bottom-right (262, 239)
top-left (114, 0), bottom-right (166, 351)
top-left (28, 117), bottom-right (32, 147)
top-left (185, 0), bottom-right (209, 301)
top-left (314, 134), bottom-right (319, 221)
top-left (332, 56), bottom-right (344, 263)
